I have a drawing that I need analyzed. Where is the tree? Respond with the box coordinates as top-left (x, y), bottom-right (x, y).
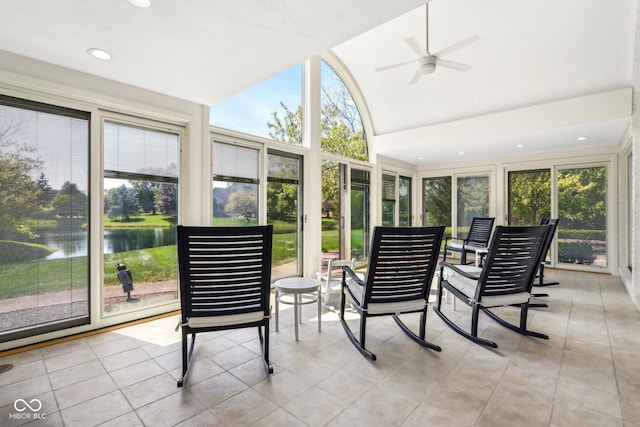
top-left (225, 190), bottom-right (257, 221)
top-left (268, 97), bottom-right (368, 220)
top-left (0, 121), bottom-right (42, 239)
top-left (106, 184), bottom-right (137, 221)
top-left (423, 177), bottom-right (451, 226)
top-left (508, 171), bottom-right (551, 225)
top-left (155, 183), bottom-right (177, 215)
top-left (51, 181), bottom-right (88, 218)
top-left (131, 180), bottom-right (157, 214)
top-left (557, 167), bottom-right (606, 229)
top-left (267, 182), bottom-right (297, 220)
top-left (36, 173), bottom-right (55, 206)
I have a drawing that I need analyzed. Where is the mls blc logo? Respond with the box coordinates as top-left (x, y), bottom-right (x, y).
top-left (9, 398), bottom-right (46, 420)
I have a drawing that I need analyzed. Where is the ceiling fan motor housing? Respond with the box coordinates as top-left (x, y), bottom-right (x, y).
top-left (419, 56), bottom-right (436, 74)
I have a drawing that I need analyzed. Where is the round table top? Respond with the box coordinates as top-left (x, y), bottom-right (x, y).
top-left (275, 277), bottom-right (320, 293)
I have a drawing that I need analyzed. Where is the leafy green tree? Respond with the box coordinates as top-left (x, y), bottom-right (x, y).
top-left (36, 173), bottom-right (55, 206)
top-left (0, 120), bottom-right (43, 239)
top-left (268, 101), bottom-right (367, 220)
top-left (508, 171), bottom-right (550, 225)
top-left (267, 183), bottom-right (297, 220)
top-left (106, 184), bottom-right (137, 220)
top-left (51, 181), bottom-right (88, 218)
top-left (557, 167), bottom-right (606, 229)
top-left (155, 183), bottom-right (177, 215)
top-left (423, 177), bottom-right (451, 226)
top-left (131, 181), bottom-right (157, 214)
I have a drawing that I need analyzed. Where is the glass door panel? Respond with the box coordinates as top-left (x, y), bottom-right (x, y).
top-left (423, 176), bottom-right (452, 237)
top-left (0, 98), bottom-right (90, 341)
top-left (456, 176), bottom-right (490, 238)
top-left (508, 169), bottom-right (551, 225)
top-left (350, 168), bottom-right (370, 262)
top-left (321, 160), bottom-right (342, 270)
top-left (381, 173), bottom-right (396, 226)
top-left (267, 151), bottom-right (301, 278)
top-left (508, 169), bottom-right (552, 263)
top-left (399, 176), bottom-right (411, 226)
top-left (103, 121), bottom-right (179, 315)
top-left (557, 166), bottom-right (607, 268)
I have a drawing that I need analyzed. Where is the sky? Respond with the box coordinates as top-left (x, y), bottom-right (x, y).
top-left (210, 64), bottom-right (303, 139)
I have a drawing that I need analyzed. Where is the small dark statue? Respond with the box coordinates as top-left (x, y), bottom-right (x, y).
top-left (117, 263), bottom-right (135, 301)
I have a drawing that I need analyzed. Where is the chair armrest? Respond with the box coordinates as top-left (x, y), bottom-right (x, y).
top-left (438, 261), bottom-right (480, 280)
top-left (342, 265), bottom-right (364, 287)
top-left (444, 236), bottom-right (465, 246)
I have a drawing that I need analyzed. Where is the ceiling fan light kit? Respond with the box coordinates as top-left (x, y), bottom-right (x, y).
top-left (376, 2), bottom-right (479, 84)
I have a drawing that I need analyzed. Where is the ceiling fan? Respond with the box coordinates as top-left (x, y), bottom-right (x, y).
top-left (375, 2), bottom-right (480, 84)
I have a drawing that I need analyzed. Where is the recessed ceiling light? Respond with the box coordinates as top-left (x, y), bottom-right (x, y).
top-left (418, 156), bottom-right (424, 160)
top-left (87, 48), bottom-right (112, 60)
top-left (458, 151), bottom-right (465, 155)
top-left (577, 136), bottom-right (589, 141)
top-left (515, 144), bottom-right (524, 148)
top-left (128, 0), bottom-right (151, 7)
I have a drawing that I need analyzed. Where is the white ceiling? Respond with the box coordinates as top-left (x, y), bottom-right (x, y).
top-left (0, 0), bottom-right (636, 165)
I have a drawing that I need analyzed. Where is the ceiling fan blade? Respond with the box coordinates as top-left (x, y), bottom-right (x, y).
top-left (432, 34), bottom-right (480, 59)
top-left (375, 59), bottom-right (417, 72)
top-left (409, 69), bottom-right (422, 84)
top-left (435, 58), bottom-right (472, 71)
top-left (404, 37), bottom-right (427, 57)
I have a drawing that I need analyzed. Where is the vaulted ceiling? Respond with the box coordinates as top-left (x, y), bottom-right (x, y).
top-left (0, 0), bottom-right (636, 165)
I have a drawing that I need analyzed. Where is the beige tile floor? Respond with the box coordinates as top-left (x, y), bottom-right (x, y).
top-left (1, 269), bottom-right (639, 426)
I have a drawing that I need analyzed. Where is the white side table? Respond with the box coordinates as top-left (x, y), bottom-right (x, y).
top-left (275, 277), bottom-right (321, 341)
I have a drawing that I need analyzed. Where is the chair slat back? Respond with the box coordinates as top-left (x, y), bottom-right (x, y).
top-left (476, 225), bottom-right (549, 299)
top-left (465, 217), bottom-right (495, 246)
top-left (363, 226), bottom-right (444, 306)
top-left (539, 218), bottom-right (560, 261)
top-left (177, 225), bottom-right (273, 319)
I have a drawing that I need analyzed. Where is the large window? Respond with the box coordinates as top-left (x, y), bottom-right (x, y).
top-left (103, 121), bottom-right (179, 314)
top-left (320, 61), bottom-right (368, 161)
top-left (212, 141), bottom-right (259, 226)
top-left (267, 151), bottom-right (302, 278)
top-left (0, 96), bottom-right (89, 340)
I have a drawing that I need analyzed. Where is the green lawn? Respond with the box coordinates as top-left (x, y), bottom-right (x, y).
top-left (104, 213), bottom-right (176, 228)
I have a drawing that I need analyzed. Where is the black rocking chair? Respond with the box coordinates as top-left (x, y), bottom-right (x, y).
top-left (434, 225), bottom-right (551, 348)
top-left (340, 226), bottom-right (444, 360)
top-left (443, 217), bottom-right (495, 265)
top-left (176, 225), bottom-right (274, 387)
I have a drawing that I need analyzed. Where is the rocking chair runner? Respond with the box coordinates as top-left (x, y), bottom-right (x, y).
top-left (434, 225), bottom-right (551, 348)
top-left (339, 226), bottom-right (444, 360)
top-left (176, 225), bottom-right (274, 387)
top-left (443, 217), bottom-right (495, 265)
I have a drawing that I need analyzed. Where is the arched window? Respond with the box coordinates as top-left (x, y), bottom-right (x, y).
top-left (320, 60), bottom-right (368, 161)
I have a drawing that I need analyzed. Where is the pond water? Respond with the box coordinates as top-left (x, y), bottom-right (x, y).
top-left (34, 227), bottom-right (176, 259)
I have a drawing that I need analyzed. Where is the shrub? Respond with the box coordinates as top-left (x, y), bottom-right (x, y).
top-left (558, 241), bottom-right (596, 265)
